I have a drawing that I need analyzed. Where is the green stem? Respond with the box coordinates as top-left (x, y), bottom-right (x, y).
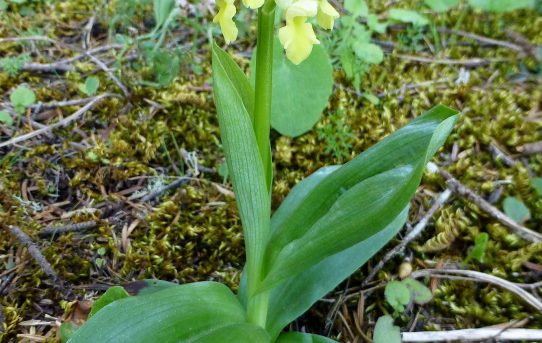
top-left (246, 0), bottom-right (275, 329)
top-left (253, 1), bottom-right (275, 174)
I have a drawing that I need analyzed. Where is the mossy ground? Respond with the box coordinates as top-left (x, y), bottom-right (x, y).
top-left (1, 0), bottom-right (541, 342)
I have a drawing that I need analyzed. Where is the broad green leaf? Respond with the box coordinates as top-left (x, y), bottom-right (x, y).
top-left (532, 177), bottom-right (542, 197)
top-left (154, 0), bottom-right (176, 28)
top-left (424, 0), bottom-right (459, 12)
top-left (385, 280), bottom-right (411, 312)
top-left (367, 14), bottom-right (388, 33)
top-left (373, 315), bottom-right (401, 343)
top-left (79, 76), bottom-right (100, 96)
top-left (0, 111), bottom-right (13, 126)
top-left (89, 286), bottom-right (129, 318)
top-left (123, 279), bottom-right (178, 296)
top-left (68, 282), bottom-right (252, 343)
top-left (215, 42), bottom-right (271, 191)
top-left (255, 39), bottom-right (333, 137)
top-left (212, 43), bottom-right (270, 297)
top-left (266, 206), bottom-right (408, 337)
top-left (59, 322), bottom-right (79, 343)
top-left (259, 166), bottom-right (405, 337)
top-left (468, 0), bottom-right (534, 12)
top-left (263, 165), bottom-right (417, 289)
top-left (260, 105), bottom-right (459, 291)
top-left (191, 323), bottom-right (270, 342)
top-left (344, 0), bottom-right (368, 17)
top-left (464, 232), bottom-right (489, 264)
top-left (277, 331), bottom-right (339, 343)
top-left (402, 277), bottom-right (432, 304)
top-left (10, 85), bottom-right (36, 107)
top-left (388, 9), bottom-right (430, 26)
top-left (353, 42), bottom-right (384, 64)
top-left (85, 76), bottom-right (99, 95)
top-left (216, 47), bottom-right (255, 124)
top-left (503, 196), bottom-right (530, 224)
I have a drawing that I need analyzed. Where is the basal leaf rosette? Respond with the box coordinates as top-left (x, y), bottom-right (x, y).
top-left (214, 0), bottom-right (339, 64)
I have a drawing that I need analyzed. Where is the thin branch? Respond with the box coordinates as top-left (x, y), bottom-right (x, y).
top-left (488, 143), bottom-right (516, 168)
top-left (85, 53), bottom-right (131, 98)
top-left (394, 54), bottom-right (509, 67)
top-left (137, 175), bottom-right (192, 203)
top-left (437, 167), bottom-right (542, 242)
top-left (21, 61), bottom-right (73, 73)
top-left (363, 189), bottom-right (452, 286)
top-left (377, 78), bottom-right (452, 98)
top-left (38, 221), bottom-right (98, 238)
top-left (29, 95), bottom-right (106, 110)
top-left (437, 28), bottom-right (524, 53)
top-left (20, 44), bottom-right (123, 73)
top-left (402, 328), bottom-right (542, 342)
top-left (0, 36), bottom-right (57, 44)
top-left (7, 226), bottom-right (73, 298)
top-left (518, 141), bottom-right (542, 156)
top-left (0, 93), bottom-right (112, 149)
top-left (0, 303), bottom-right (4, 334)
top-left (410, 269), bottom-right (542, 312)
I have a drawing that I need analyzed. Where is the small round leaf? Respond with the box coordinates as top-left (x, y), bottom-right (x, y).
top-left (10, 85), bottom-right (36, 107)
top-left (0, 111), bottom-right (13, 126)
top-left (385, 280), bottom-right (411, 312)
top-left (373, 315), bottom-right (401, 343)
top-left (402, 277), bottom-right (432, 305)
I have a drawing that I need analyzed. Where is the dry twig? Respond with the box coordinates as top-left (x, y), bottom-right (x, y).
top-left (437, 28), bottom-right (524, 53)
top-left (85, 53), bottom-right (131, 98)
top-left (363, 189), bottom-right (453, 286)
top-left (7, 226), bottom-right (73, 298)
top-left (138, 175), bottom-right (192, 203)
top-left (410, 269), bottom-right (542, 312)
top-left (437, 167), bottom-right (542, 242)
top-left (402, 328), bottom-right (542, 342)
top-left (0, 93), bottom-right (112, 149)
top-left (38, 221), bottom-right (98, 238)
top-left (518, 141), bottom-right (542, 155)
top-left (395, 54), bottom-right (509, 67)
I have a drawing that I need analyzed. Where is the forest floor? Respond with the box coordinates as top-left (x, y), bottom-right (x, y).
top-left (1, 0), bottom-right (541, 342)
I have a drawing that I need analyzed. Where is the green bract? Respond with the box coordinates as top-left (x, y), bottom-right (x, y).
top-left (68, 1), bottom-right (458, 341)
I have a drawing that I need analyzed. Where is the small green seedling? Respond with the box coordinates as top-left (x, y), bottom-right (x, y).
top-left (10, 85), bottom-right (36, 115)
top-left (531, 177), bottom-right (542, 197)
top-left (503, 196), bottom-right (531, 224)
top-left (464, 232), bottom-right (489, 265)
top-left (388, 9), bottom-right (430, 26)
top-left (385, 280), bottom-right (411, 313)
top-left (376, 277), bottom-right (432, 343)
top-left (218, 161), bottom-right (230, 184)
top-left (468, 0), bottom-right (535, 12)
top-left (424, 0), bottom-right (460, 12)
top-left (78, 76), bottom-right (100, 96)
top-left (384, 277), bottom-right (432, 313)
top-left (0, 111), bottom-right (13, 126)
top-left (374, 315), bottom-right (401, 343)
top-left (95, 247), bottom-right (106, 268)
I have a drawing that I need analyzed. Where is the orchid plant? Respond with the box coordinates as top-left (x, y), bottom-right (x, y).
top-left (67, 1), bottom-right (458, 342)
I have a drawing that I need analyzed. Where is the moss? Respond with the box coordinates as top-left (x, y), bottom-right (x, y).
top-left (1, 0), bottom-right (541, 341)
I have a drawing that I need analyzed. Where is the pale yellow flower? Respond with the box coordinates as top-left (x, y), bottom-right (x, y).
top-left (278, 0), bottom-right (320, 65)
top-left (316, 0), bottom-right (339, 30)
top-left (242, 0), bottom-right (264, 9)
top-left (214, 0), bottom-right (238, 44)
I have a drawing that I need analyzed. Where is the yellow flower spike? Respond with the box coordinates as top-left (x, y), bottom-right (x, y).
top-left (242, 0), bottom-right (264, 9)
top-left (316, 0), bottom-right (339, 30)
top-left (213, 0), bottom-right (238, 44)
top-left (278, 0), bottom-right (320, 65)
